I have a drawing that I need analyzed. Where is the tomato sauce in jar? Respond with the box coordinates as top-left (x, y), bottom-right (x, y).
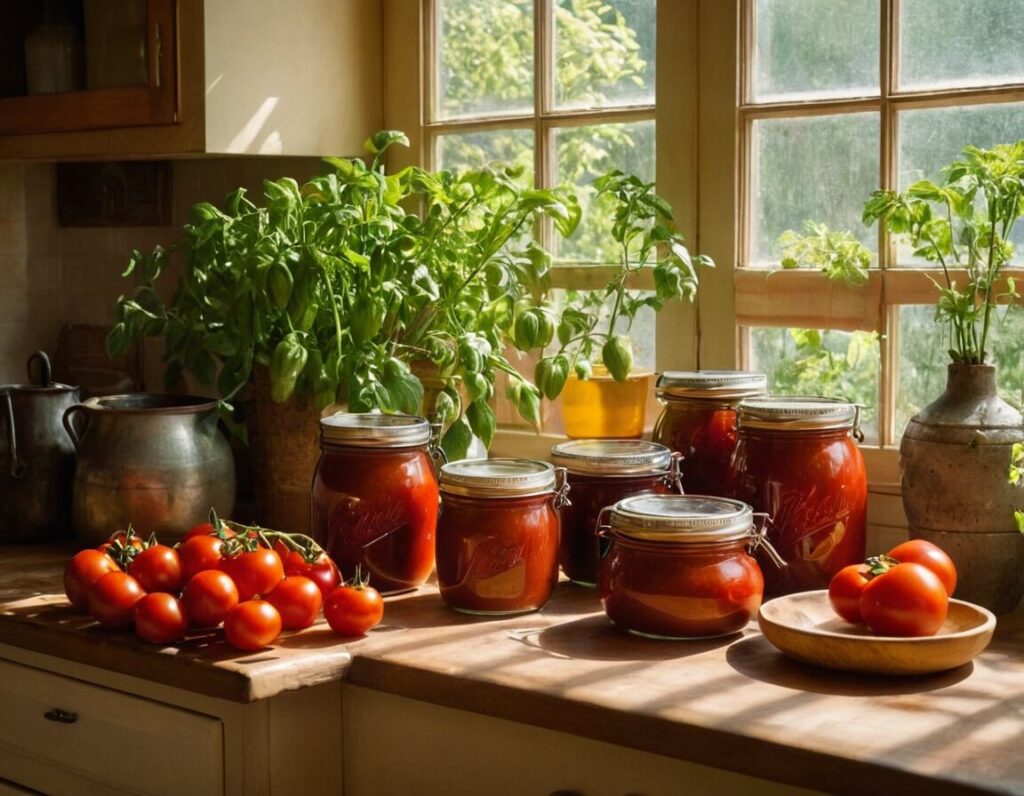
top-left (311, 414), bottom-right (440, 595)
top-left (652, 371), bottom-right (766, 497)
top-left (598, 495), bottom-right (782, 639)
top-left (729, 397), bottom-right (867, 596)
top-left (550, 439), bottom-right (681, 587)
top-left (436, 459), bottom-right (568, 615)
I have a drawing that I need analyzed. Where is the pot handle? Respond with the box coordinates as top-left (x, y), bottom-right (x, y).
top-left (63, 404), bottom-right (90, 451)
top-left (2, 392), bottom-right (25, 479)
top-left (26, 351), bottom-right (53, 387)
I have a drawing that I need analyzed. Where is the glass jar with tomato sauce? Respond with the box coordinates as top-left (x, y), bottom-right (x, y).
top-left (311, 413), bottom-right (440, 595)
top-left (730, 397), bottom-right (867, 596)
top-left (436, 459), bottom-right (568, 615)
top-left (652, 371), bottom-right (767, 497)
top-left (598, 494), bottom-right (783, 639)
top-left (550, 439), bottom-right (681, 587)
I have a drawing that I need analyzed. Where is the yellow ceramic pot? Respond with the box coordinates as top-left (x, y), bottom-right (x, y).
top-left (561, 366), bottom-right (653, 439)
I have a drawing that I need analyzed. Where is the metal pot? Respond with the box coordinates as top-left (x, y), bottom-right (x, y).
top-left (901, 363), bottom-right (1024, 612)
top-left (64, 393), bottom-right (236, 543)
top-left (0, 352), bottom-right (79, 542)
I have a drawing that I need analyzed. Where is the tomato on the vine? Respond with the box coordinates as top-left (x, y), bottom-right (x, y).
top-left (266, 576), bottom-right (322, 631)
top-left (182, 570), bottom-right (239, 628)
top-left (178, 535), bottom-right (225, 582)
top-left (827, 564), bottom-right (871, 624)
top-left (859, 562), bottom-right (948, 637)
top-left (220, 547), bottom-right (284, 600)
top-left (88, 571), bottom-right (145, 630)
top-left (324, 579), bottom-right (383, 636)
top-left (64, 549), bottom-right (119, 612)
top-left (128, 544), bottom-right (183, 594)
top-left (277, 544), bottom-right (340, 598)
top-left (134, 593), bottom-right (189, 644)
top-left (98, 528), bottom-right (145, 553)
top-left (224, 600), bottom-right (282, 651)
top-left (887, 539), bottom-right (957, 596)
top-left (183, 520), bottom-right (236, 541)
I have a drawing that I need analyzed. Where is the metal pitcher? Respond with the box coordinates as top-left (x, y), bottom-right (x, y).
top-left (64, 393), bottom-right (236, 544)
top-left (0, 352), bottom-right (80, 542)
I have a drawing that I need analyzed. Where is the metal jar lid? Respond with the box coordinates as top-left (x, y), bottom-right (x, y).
top-left (736, 396), bottom-right (860, 432)
top-left (550, 439), bottom-right (673, 476)
top-left (319, 413), bottom-right (432, 448)
top-left (607, 494), bottom-right (755, 543)
top-left (657, 370), bottom-right (767, 400)
top-left (440, 458), bottom-right (561, 498)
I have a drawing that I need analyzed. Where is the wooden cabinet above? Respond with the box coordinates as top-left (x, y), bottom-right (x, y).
top-left (0, 0), bottom-right (383, 159)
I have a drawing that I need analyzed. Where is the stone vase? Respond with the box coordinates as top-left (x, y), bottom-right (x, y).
top-left (901, 363), bottom-right (1024, 612)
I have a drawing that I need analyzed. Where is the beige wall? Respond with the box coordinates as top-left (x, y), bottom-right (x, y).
top-left (0, 156), bottom-right (324, 386)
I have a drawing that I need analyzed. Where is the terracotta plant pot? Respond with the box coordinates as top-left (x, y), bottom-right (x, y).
top-left (900, 363), bottom-right (1024, 612)
top-left (249, 366), bottom-right (322, 534)
top-left (561, 366), bottom-right (653, 439)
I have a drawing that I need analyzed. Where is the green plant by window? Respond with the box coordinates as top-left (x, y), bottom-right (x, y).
top-left (777, 221), bottom-right (872, 285)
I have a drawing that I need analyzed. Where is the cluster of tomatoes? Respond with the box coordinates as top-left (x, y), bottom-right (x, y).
top-left (827, 539), bottom-right (958, 637)
top-left (63, 516), bottom-right (384, 652)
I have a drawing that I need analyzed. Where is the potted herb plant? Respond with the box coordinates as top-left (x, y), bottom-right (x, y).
top-left (535, 171), bottom-right (713, 438)
top-left (864, 141), bottom-right (1024, 612)
top-left (109, 132), bottom-right (580, 529)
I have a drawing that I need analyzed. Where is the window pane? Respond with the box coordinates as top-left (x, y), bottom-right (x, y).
top-left (554, 0), bottom-right (655, 110)
top-left (554, 120), bottom-right (655, 263)
top-left (899, 0), bottom-right (1024, 91)
top-left (897, 306), bottom-right (1024, 434)
top-left (437, 0), bottom-right (534, 120)
top-left (897, 102), bottom-right (1024, 265)
top-left (749, 327), bottom-right (880, 443)
top-left (752, 0), bottom-right (879, 102)
top-left (436, 128), bottom-right (534, 180)
top-left (750, 113), bottom-right (879, 265)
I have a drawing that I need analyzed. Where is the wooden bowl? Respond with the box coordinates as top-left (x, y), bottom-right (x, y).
top-left (758, 590), bottom-right (996, 675)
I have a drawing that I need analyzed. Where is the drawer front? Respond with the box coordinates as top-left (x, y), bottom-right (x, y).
top-left (0, 659), bottom-right (224, 796)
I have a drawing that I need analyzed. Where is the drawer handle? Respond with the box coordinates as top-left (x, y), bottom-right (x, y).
top-left (43, 708), bottom-right (78, 724)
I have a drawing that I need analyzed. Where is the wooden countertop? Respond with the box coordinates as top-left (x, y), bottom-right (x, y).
top-left (2, 544), bottom-right (1023, 795)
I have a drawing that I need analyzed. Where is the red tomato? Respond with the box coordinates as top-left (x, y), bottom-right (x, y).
top-left (97, 529), bottom-right (145, 554)
top-left (224, 600), bottom-right (282, 651)
top-left (887, 539), bottom-right (957, 596)
top-left (134, 593), bottom-right (189, 644)
top-left (178, 535), bottom-right (225, 582)
top-left (828, 564), bottom-right (871, 624)
top-left (183, 521), bottom-right (237, 541)
top-left (88, 571), bottom-right (145, 630)
top-left (64, 549), bottom-right (120, 611)
top-left (182, 570), bottom-right (239, 628)
top-left (280, 549), bottom-right (341, 598)
top-left (324, 583), bottom-right (384, 636)
top-left (220, 548), bottom-right (284, 600)
top-left (266, 576), bottom-right (323, 631)
top-left (860, 562), bottom-right (949, 637)
top-left (128, 545), bottom-right (183, 594)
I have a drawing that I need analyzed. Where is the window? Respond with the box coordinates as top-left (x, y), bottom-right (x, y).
top-left (738, 0), bottom-right (1024, 454)
top-left (424, 0), bottom-right (667, 434)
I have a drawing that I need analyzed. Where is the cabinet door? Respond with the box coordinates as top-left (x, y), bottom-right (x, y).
top-left (0, 0), bottom-right (177, 135)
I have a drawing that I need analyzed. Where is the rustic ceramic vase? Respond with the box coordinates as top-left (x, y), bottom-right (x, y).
top-left (65, 393), bottom-right (236, 543)
top-left (901, 364), bottom-right (1024, 612)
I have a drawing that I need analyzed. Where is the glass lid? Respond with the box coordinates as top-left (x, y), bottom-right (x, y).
top-left (550, 439), bottom-right (672, 476)
top-left (320, 412), bottom-right (432, 447)
top-left (439, 458), bottom-right (557, 497)
top-left (657, 370), bottom-right (767, 400)
top-left (609, 494), bottom-right (754, 543)
top-left (737, 396), bottom-right (858, 431)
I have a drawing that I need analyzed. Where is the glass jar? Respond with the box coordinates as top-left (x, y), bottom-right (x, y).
top-left (436, 459), bottom-right (568, 615)
top-left (598, 495), bottom-right (782, 639)
top-left (729, 397), bottom-right (867, 596)
top-left (652, 370), bottom-right (767, 497)
top-left (311, 414), bottom-right (440, 595)
top-left (550, 439), bottom-right (681, 587)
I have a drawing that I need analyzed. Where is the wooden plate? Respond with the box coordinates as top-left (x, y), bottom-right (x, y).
top-left (758, 590), bottom-right (996, 675)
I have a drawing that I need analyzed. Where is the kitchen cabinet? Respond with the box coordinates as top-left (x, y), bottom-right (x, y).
top-left (0, 0), bottom-right (383, 159)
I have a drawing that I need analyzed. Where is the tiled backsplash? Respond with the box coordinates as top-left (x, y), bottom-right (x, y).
top-left (0, 156), bottom-right (323, 386)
